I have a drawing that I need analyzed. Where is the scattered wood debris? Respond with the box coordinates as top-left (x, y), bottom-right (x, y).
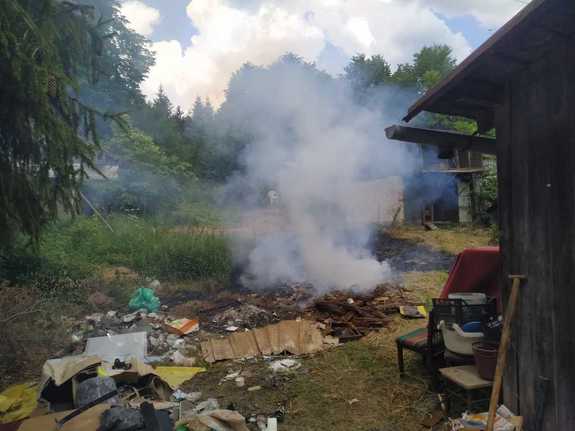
top-left (306, 284), bottom-right (416, 341)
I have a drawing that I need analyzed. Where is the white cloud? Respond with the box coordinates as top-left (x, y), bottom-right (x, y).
top-left (143, 0), bottom-right (522, 110)
top-left (423, 0), bottom-right (524, 27)
top-left (120, 0), bottom-right (161, 37)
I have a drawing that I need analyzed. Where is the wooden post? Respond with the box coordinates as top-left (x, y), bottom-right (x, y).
top-left (486, 274), bottom-right (526, 431)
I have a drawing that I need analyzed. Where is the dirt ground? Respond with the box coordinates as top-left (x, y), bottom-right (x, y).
top-left (0, 224), bottom-right (491, 430)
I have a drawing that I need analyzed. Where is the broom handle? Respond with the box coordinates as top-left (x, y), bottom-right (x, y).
top-left (486, 275), bottom-right (525, 431)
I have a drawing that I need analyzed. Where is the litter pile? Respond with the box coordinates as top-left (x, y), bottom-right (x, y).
top-left (1, 278), bottom-right (419, 430)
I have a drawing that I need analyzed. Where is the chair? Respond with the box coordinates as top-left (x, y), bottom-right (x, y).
top-left (396, 309), bottom-right (444, 386)
top-left (395, 247), bottom-right (502, 384)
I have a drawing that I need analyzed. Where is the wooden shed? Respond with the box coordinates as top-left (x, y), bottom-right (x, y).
top-left (387, 0), bottom-right (575, 428)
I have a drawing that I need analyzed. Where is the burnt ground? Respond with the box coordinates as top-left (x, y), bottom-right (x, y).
top-left (373, 230), bottom-right (456, 273)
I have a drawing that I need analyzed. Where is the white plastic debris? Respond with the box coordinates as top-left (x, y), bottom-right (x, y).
top-left (225, 326), bottom-right (240, 332)
top-left (172, 389), bottom-right (202, 402)
top-left (149, 279), bottom-right (161, 290)
top-left (193, 398), bottom-right (219, 415)
top-left (122, 313), bottom-right (138, 324)
top-left (269, 359), bottom-right (301, 373)
top-left (235, 376), bottom-right (245, 387)
top-left (85, 313), bottom-right (104, 323)
top-left (266, 417), bottom-right (278, 431)
top-left (171, 351), bottom-right (196, 366)
top-left (247, 386), bottom-right (262, 392)
top-left (85, 332), bottom-right (147, 363)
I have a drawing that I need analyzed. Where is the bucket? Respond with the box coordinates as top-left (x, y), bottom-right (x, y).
top-left (472, 342), bottom-right (499, 380)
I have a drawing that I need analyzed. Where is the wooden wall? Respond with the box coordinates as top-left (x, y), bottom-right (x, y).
top-left (496, 34), bottom-right (575, 430)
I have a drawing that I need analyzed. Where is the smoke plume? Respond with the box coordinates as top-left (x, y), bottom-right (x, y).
top-left (221, 58), bottom-right (419, 293)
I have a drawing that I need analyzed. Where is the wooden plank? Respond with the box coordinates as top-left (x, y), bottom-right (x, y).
top-left (439, 366), bottom-right (493, 390)
top-left (495, 83), bottom-right (519, 414)
top-left (548, 34), bottom-right (575, 429)
top-left (384, 125), bottom-right (496, 155)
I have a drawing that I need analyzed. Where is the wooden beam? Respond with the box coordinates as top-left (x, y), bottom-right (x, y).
top-left (385, 125), bottom-right (497, 155)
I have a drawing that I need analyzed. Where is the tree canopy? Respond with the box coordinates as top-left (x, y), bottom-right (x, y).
top-left (0, 0), bottom-right (107, 248)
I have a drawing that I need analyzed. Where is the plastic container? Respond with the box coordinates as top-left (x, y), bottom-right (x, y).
top-left (472, 342), bottom-right (499, 380)
top-left (448, 292), bottom-right (487, 305)
top-left (439, 321), bottom-right (484, 356)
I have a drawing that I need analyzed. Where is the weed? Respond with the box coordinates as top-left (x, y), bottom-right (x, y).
top-left (1, 215), bottom-right (232, 283)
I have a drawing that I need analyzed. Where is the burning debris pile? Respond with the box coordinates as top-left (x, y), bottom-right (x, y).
top-left (306, 283), bottom-right (416, 341)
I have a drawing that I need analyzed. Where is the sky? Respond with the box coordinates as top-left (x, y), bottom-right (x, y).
top-left (118, 0), bottom-right (526, 111)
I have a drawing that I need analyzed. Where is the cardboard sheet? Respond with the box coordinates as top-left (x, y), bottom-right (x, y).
top-left (201, 320), bottom-right (336, 363)
top-left (16, 405), bottom-right (109, 431)
top-left (41, 356), bottom-right (101, 387)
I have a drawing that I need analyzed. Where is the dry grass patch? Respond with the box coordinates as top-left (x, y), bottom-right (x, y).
top-left (388, 225), bottom-right (493, 256)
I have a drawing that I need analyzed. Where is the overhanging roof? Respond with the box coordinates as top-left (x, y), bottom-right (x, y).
top-left (385, 125), bottom-right (496, 155)
top-left (403, 0), bottom-right (575, 130)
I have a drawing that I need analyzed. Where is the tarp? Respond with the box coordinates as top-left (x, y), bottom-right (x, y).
top-left (201, 319), bottom-right (337, 363)
top-left (154, 367), bottom-right (206, 389)
top-left (440, 247), bottom-right (502, 310)
top-left (0, 384), bottom-right (38, 424)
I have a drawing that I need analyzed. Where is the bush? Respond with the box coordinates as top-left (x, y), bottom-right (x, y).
top-left (2, 215), bottom-right (232, 283)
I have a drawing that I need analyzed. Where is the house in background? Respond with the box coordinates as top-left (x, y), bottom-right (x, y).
top-left (403, 146), bottom-right (485, 225)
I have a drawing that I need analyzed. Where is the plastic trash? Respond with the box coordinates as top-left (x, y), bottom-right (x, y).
top-left (100, 406), bottom-right (144, 431)
top-left (75, 377), bottom-right (119, 408)
top-left (128, 287), bottom-right (160, 313)
top-left (85, 332), bottom-right (147, 363)
top-left (154, 366), bottom-right (206, 389)
top-left (0, 382), bottom-right (38, 424)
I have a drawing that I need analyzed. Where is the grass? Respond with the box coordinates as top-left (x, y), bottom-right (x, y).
top-left (9, 215), bottom-right (233, 282)
top-left (388, 224), bottom-right (494, 256)
top-left (185, 318), bottom-right (437, 431)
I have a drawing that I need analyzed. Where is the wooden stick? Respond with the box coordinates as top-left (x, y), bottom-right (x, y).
top-left (486, 274), bottom-right (526, 431)
top-left (80, 191), bottom-right (114, 233)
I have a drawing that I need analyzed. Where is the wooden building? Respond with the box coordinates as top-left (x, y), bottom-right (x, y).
top-left (387, 0), bottom-right (575, 428)
top-left (403, 146), bottom-right (485, 225)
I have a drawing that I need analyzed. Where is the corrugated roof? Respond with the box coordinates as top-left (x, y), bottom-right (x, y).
top-left (403, 0), bottom-right (575, 131)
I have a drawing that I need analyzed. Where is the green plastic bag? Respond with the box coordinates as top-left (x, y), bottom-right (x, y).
top-left (128, 287), bottom-right (160, 312)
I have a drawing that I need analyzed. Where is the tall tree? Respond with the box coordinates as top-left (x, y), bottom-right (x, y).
top-left (0, 0), bottom-right (110, 248)
top-left (391, 44), bottom-right (457, 91)
top-left (344, 54), bottom-right (392, 93)
top-left (77, 0), bottom-right (155, 112)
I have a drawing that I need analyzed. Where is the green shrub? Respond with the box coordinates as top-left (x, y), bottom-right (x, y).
top-left (15, 215), bottom-right (233, 282)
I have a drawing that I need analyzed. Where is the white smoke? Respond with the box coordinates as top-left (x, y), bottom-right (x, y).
top-left (223, 59), bottom-right (419, 293)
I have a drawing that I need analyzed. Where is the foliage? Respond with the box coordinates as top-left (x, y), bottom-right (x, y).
top-left (84, 123), bottom-right (196, 215)
top-left (0, 0), bottom-right (110, 249)
top-left (77, 0), bottom-right (155, 117)
top-left (477, 157), bottom-right (498, 225)
top-left (2, 216), bottom-right (232, 282)
top-left (344, 54), bottom-right (392, 95)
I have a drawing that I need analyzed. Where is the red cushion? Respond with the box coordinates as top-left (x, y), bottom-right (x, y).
top-left (440, 247), bottom-right (502, 311)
